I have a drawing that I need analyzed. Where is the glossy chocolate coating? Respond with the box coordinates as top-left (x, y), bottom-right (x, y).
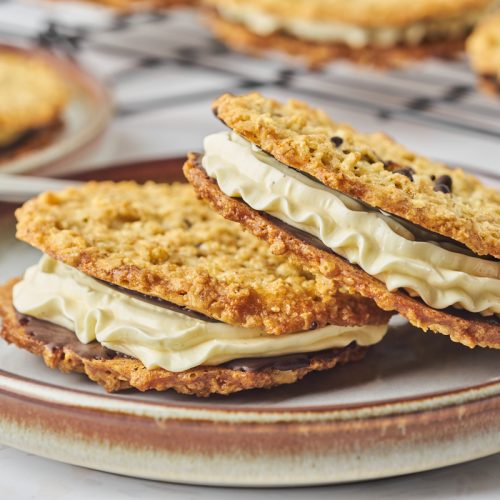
top-left (16, 313), bottom-right (349, 372)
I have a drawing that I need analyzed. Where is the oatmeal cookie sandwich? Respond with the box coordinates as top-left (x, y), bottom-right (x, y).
top-left (0, 48), bottom-right (68, 160)
top-left (0, 181), bottom-right (390, 396)
top-left (467, 11), bottom-right (500, 94)
top-left (184, 92), bottom-right (500, 349)
top-left (203, 0), bottom-right (500, 68)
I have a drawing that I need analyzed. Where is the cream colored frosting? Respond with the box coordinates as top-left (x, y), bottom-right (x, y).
top-left (216, 2), bottom-right (499, 48)
top-left (12, 256), bottom-right (387, 372)
top-left (202, 131), bottom-right (500, 316)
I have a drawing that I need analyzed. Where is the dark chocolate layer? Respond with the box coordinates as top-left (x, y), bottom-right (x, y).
top-left (17, 313), bottom-right (125, 361)
top-left (0, 129), bottom-right (39, 154)
top-left (222, 347), bottom-right (350, 372)
top-left (16, 312), bottom-right (348, 372)
top-left (100, 280), bottom-right (220, 323)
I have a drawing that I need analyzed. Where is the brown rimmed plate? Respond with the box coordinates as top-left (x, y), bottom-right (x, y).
top-left (0, 44), bottom-right (112, 174)
top-left (0, 159), bottom-right (499, 486)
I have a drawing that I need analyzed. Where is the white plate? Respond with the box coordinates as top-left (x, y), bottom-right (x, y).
top-left (0, 165), bottom-right (498, 486)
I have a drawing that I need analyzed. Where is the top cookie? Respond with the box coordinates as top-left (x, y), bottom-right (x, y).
top-left (205, 0), bottom-right (497, 28)
top-left (213, 93), bottom-right (500, 259)
top-left (15, 181), bottom-right (389, 335)
top-left (0, 48), bottom-right (69, 146)
top-left (467, 11), bottom-right (500, 84)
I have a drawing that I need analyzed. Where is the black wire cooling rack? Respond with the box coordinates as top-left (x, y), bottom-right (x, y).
top-left (1, 0), bottom-right (499, 176)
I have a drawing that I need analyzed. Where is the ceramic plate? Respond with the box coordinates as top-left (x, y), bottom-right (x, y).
top-left (0, 45), bottom-right (112, 174)
top-left (0, 161), bottom-right (499, 487)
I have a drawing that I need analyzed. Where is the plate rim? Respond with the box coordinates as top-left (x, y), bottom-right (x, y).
top-left (0, 363), bottom-right (499, 424)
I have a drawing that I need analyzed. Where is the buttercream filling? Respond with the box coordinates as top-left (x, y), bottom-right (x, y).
top-left (215, 1), bottom-right (500, 48)
top-left (201, 131), bottom-right (500, 316)
top-left (12, 256), bottom-right (387, 372)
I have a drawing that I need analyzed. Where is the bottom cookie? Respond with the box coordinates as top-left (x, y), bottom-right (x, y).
top-left (205, 11), bottom-right (465, 69)
top-left (0, 280), bottom-right (366, 397)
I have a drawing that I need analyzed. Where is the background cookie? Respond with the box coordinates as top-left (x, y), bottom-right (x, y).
top-left (467, 12), bottom-right (500, 94)
top-left (204, 0), bottom-right (499, 67)
top-left (0, 48), bottom-right (68, 149)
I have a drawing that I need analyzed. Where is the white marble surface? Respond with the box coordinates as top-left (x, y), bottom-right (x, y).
top-left (0, 1), bottom-right (499, 496)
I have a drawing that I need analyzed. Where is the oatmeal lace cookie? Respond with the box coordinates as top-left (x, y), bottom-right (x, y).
top-left (0, 48), bottom-right (68, 151)
top-left (203, 0), bottom-right (500, 68)
top-left (211, 93), bottom-right (499, 258)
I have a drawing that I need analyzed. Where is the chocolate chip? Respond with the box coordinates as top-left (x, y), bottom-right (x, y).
top-left (394, 167), bottom-right (415, 182)
top-left (433, 174), bottom-right (452, 194)
top-left (435, 175), bottom-right (452, 188)
top-left (310, 321), bottom-right (318, 330)
top-left (434, 184), bottom-right (451, 194)
top-left (330, 136), bottom-right (343, 147)
top-left (430, 175), bottom-right (436, 181)
top-left (383, 160), bottom-right (402, 171)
